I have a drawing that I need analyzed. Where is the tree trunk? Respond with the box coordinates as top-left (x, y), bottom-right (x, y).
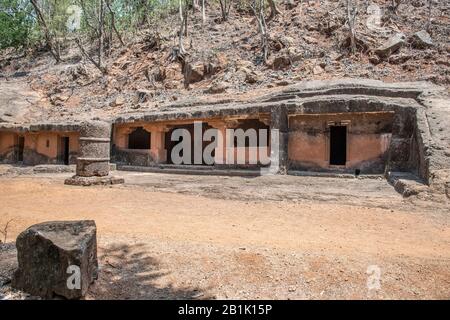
top-left (30, 0), bottom-right (61, 62)
top-left (202, 0), bottom-right (206, 25)
top-left (268, 0), bottom-right (281, 20)
top-left (98, 0), bottom-right (105, 70)
top-left (178, 2), bottom-right (186, 54)
top-left (251, 0), bottom-right (269, 63)
top-left (347, 0), bottom-right (357, 54)
top-left (74, 37), bottom-right (107, 74)
top-left (105, 0), bottom-right (125, 46)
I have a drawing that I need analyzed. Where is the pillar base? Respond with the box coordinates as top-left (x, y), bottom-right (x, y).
top-left (64, 175), bottom-right (124, 186)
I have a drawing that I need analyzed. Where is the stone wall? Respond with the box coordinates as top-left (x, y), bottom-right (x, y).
top-left (0, 131), bottom-right (16, 163)
top-left (0, 130), bottom-right (79, 165)
top-left (288, 112), bottom-right (395, 173)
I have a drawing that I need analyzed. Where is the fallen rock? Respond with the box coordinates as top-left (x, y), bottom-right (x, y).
top-left (275, 80), bottom-right (291, 86)
top-left (184, 62), bottom-right (205, 85)
top-left (205, 81), bottom-right (229, 94)
top-left (288, 48), bottom-right (303, 62)
top-left (313, 65), bottom-right (324, 75)
top-left (410, 30), bottom-right (433, 49)
top-left (136, 88), bottom-right (153, 103)
top-left (271, 56), bottom-right (291, 70)
top-left (245, 70), bottom-right (262, 84)
top-left (110, 96), bottom-right (125, 107)
top-left (436, 59), bottom-right (450, 67)
top-left (369, 55), bottom-right (381, 65)
top-left (238, 67), bottom-right (262, 84)
top-left (236, 60), bottom-right (253, 69)
top-left (284, 0), bottom-right (296, 10)
top-left (303, 35), bottom-right (319, 45)
top-left (12, 221), bottom-right (98, 299)
top-left (389, 53), bottom-right (412, 65)
top-left (50, 93), bottom-right (69, 106)
top-left (375, 33), bottom-right (406, 58)
top-left (280, 36), bottom-right (295, 48)
top-left (205, 53), bottom-right (228, 76)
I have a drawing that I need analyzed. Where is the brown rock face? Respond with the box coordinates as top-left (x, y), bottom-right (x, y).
top-left (272, 56), bottom-right (292, 70)
top-left (375, 33), bottom-right (406, 58)
top-left (205, 81), bottom-right (229, 94)
top-left (12, 220), bottom-right (98, 299)
top-left (410, 30), bottom-right (433, 49)
top-left (184, 62), bottom-right (205, 86)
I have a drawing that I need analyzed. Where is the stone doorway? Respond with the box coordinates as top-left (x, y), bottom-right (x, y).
top-left (59, 136), bottom-right (70, 165)
top-left (15, 136), bottom-right (24, 162)
top-left (165, 123), bottom-right (212, 165)
top-left (329, 126), bottom-right (347, 166)
top-left (128, 127), bottom-right (151, 150)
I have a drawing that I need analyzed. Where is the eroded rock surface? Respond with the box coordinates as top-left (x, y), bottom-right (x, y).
top-left (12, 220), bottom-right (98, 299)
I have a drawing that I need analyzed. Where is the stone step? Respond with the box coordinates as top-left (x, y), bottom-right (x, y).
top-left (117, 164), bottom-right (261, 177)
top-left (288, 170), bottom-right (384, 180)
top-left (387, 171), bottom-right (429, 197)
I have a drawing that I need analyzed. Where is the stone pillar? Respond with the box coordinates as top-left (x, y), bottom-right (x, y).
top-left (76, 121), bottom-right (111, 177)
top-left (150, 127), bottom-right (167, 163)
top-left (23, 133), bottom-right (37, 165)
top-left (65, 121), bottom-right (124, 186)
top-left (269, 106), bottom-right (289, 174)
top-left (386, 110), bottom-right (415, 173)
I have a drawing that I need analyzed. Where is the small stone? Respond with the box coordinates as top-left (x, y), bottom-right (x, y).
top-left (280, 36), bottom-right (295, 48)
top-left (313, 65), bottom-right (324, 75)
top-left (245, 71), bottom-right (262, 84)
top-left (284, 0), bottom-right (296, 10)
top-left (275, 80), bottom-right (291, 86)
top-left (375, 33), bottom-right (406, 58)
top-left (184, 62), bottom-right (205, 85)
top-left (303, 36), bottom-right (318, 45)
top-left (436, 59), bottom-right (450, 67)
top-left (271, 56), bottom-right (291, 70)
top-left (205, 81), bottom-right (228, 94)
top-left (136, 89), bottom-right (153, 103)
top-left (110, 96), bottom-right (125, 107)
top-left (410, 30), bottom-right (433, 49)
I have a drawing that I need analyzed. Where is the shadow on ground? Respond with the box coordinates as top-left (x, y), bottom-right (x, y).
top-left (89, 242), bottom-right (209, 300)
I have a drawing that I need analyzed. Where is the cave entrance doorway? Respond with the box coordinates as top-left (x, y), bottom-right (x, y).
top-left (16, 136), bottom-right (24, 162)
top-left (165, 123), bottom-right (213, 165)
top-left (59, 136), bottom-right (70, 165)
top-left (329, 126), bottom-right (347, 166)
top-left (128, 127), bottom-right (151, 150)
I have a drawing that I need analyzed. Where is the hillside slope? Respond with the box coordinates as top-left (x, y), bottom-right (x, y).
top-left (0, 0), bottom-right (449, 124)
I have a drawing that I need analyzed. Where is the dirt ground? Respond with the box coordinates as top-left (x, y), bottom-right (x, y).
top-left (0, 170), bottom-right (449, 300)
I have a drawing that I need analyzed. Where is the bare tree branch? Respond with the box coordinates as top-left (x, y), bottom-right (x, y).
top-left (267, 0), bottom-right (281, 20)
top-left (30, 0), bottom-right (61, 62)
top-left (74, 37), bottom-right (107, 74)
top-left (219, 0), bottom-right (232, 22)
top-left (105, 0), bottom-right (125, 46)
top-left (346, 0), bottom-right (358, 54)
top-left (250, 0), bottom-right (269, 63)
top-left (0, 219), bottom-right (13, 244)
